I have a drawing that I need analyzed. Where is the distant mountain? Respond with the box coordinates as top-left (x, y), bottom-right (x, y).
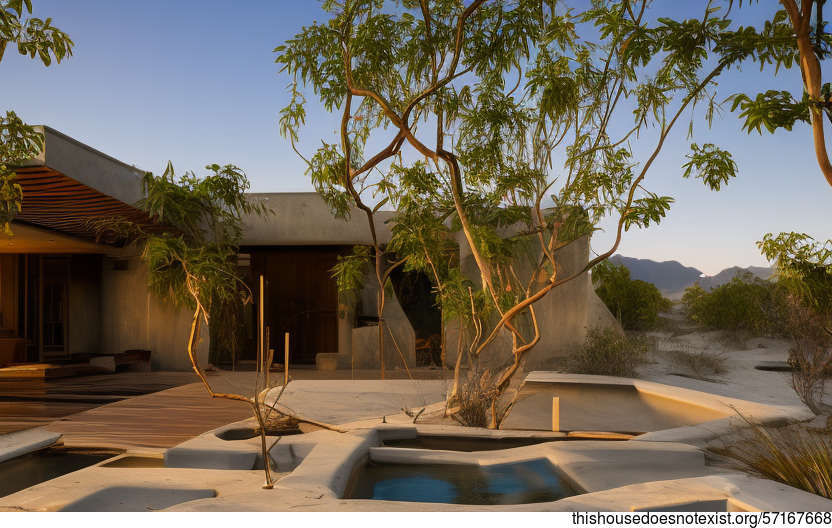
top-left (697, 265), bottom-right (773, 291)
top-left (607, 255), bottom-right (773, 298)
top-left (609, 255), bottom-right (703, 293)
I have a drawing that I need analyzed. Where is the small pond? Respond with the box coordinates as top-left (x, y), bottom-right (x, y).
top-left (345, 459), bottom-right (576, 505)
top-left (0, 449), bottom-right (116, 498)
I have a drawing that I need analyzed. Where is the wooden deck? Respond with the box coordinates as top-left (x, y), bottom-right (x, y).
top-left (43, 382), bottom-right (255, 452)
top-left (0, 367), bottom-right (449, 452)
top-left (0, 372), bottom-right (202, 436)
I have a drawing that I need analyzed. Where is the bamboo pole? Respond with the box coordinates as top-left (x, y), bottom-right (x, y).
top-left (284, 332), bottom-right (290, 387)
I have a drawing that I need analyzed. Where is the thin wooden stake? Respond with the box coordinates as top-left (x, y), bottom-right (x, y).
top-left (284, 332), bottom-right (290, 387)
top-left (552, 397), bottom-right (560, 432)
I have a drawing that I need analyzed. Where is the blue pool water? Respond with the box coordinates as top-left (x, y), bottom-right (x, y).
top-left (346, 459), bottom-right (576, 505)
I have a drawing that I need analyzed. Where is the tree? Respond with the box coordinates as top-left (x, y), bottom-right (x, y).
top-left (730, 0), bottom-right (832, 189)
top-left (277, 0), bottom-right (768, 427)
top-left (95, 163), bottom-right (278, 487)
top-left (759, 232), bottom-right (832, 414)
top-left (0, 0), bottom-right (73, 234)
top-left (592, 260), bottom-right (671, 331)
top-left (728, 1), bottom-right (832, 412)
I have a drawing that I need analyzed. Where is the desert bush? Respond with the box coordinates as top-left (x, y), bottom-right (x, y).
top-left (592, 261), bottom-right (672, 330)
top-left (711, 420), bottom-right (832, 500)
top-left (681, 272), bottom-right (788, 336)
top-left (446, 369), bottom-right (516, 429)
top-left (567, 328), bottom-right (648, 377)
top-left (665, 346), bottom-right (727, 379)
top-left (783, 300), bottom-right (832, 414)
top-left (759, 234), bottom-right (832, 414)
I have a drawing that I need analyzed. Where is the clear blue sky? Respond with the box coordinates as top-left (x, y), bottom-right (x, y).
top-left (1, 0), bottom-right (829, 276)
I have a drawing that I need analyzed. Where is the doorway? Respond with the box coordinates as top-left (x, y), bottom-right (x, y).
top-left (247, 246), bottom-right (349, 365)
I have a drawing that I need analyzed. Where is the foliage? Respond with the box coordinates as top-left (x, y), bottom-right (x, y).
top-left (759, 232), bottom-right (832, 318)
top-left (783, 299), bottom-right (832, 414)
top-left (566, 328), bottom-right (648, 378)
top-left (446, 369), bottom-right (498, 429)
top-left (96, 162), bottom-right (275, 487)
top-left (276, 0), bottom-right (802, 421)
top-left (330, 245), bottom-right (371, 300)
top-left (711, 419), bottom-right (832, 500)
top-left (592, 260), bottom-right (672, 330)
top-left (759, 233), bottom-right (832, 414)
top-left (665, 347), bottom-right (727, 380)
top-left (727, 1), bottom-right (832, 188)
top-left (0, 0), bottom-right (73, 234)
top-left (93, 162), bottom-right (271, 365)
top-left (106, 163), bottom-right (269, 313)
top-left (681, 272), bottom-right (787, 336)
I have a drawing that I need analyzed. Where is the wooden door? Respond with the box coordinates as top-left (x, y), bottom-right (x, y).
top-left (250, 247), bottom-right (344, 365)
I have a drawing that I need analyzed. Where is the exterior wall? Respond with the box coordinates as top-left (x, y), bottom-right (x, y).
top-left (444, 234), bottom-right (619, 372)
top-left (242, 193), bottom-right (393, 246)
top-left (348, 270), bottom-right (416, 370)
top-left (31, 126), bottom-right (144, 205)
top-left (101, 256), bottom-right (208, 371)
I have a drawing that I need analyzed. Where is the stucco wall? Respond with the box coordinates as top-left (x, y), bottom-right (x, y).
top-left (444, 234), bottom-right (618, 372)
top-left (101, 256), bottom-right (208, 371)
top-left (241, 193), bottom-right (394, 246)
top-left (349, 270), bottom-right (416, 370)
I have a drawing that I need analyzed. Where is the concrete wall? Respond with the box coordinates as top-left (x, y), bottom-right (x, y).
top-left (242, 193), bottom-right (394, 246)
top-left (101, 255), bottom-right (208, 371)
top-left (349, 271), bottom-right (416, 370)
top-left (444, 234), bottom-right (619, 372)
top-left (31, 126), bottom-right (144, 205)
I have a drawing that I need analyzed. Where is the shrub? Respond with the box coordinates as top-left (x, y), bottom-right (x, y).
top-left (592, 261), bottom-right (672, 330)
top-left (681, 272), bottom-right (788, 336)
top-left (783, 299), bottom-right (832, 414)
top-left (711, 420), bottom-right (832, 499)
top-left (446, 369), bottom-right (515, 429)
top-left (567, 328), bottom-right (648, 377)
top-left (759, 233), bottom-right (832, 414)
top-left (665, 346), bottom-right (727, 379)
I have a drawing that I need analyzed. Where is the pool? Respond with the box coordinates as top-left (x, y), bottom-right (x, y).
top-left (0, 448), bottom-right (116, 498)
top-left (345, 458), bottom-right (576, 505)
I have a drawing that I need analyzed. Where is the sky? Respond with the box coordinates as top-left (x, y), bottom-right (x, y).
top-left (1, 0), bottom-right (830, 276)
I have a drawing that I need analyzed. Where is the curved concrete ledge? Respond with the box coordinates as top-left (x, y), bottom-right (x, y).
top-left (509, 373), bottom-right (814, 446)
top-left (0, 375), bottom-right (827, 512)
top-left (0, 428), bottom-right (62, 464)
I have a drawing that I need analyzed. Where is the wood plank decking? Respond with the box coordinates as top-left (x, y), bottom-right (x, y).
top-left (0, 368), bottom-right (449, 452)
top-left (43, 382), bottom-right (255, 452)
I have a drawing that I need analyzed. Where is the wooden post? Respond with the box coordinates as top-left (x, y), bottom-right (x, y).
top-left (552, 397), bottom-right (560, 432)
top-left (284, 332), bottom-right (290, 387)
top-left (259, 275), bottom-right (265, 374)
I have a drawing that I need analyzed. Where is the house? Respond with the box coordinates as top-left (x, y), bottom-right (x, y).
top-left (0, 127), bottom-right (616, 374)
top-left (0, 126), bottom-right (199, 371)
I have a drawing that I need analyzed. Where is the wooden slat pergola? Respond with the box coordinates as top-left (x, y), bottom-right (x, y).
top-left (12, 166), bottom-right (165, 243)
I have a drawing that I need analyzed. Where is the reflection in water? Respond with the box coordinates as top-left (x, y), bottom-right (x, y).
top-left (0, 450), bottom-right (113, 498)
top-left (348, 459), bottom-right (575, 505)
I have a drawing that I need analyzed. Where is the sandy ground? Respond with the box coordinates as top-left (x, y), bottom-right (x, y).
top-left (633, 305), bottom-right (820, 411)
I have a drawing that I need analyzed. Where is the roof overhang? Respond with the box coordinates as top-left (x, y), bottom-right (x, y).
top-left (8, 126), bottom-right (161, 246)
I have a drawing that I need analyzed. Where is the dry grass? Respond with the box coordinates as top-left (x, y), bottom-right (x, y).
top-left (566, 329), bottom-right (648, 377)
top-left (665, 346), bottom-right (727, 379)
top-left (710, 419), bottom-right (832, 499)
top-left (446, 369), bottom-right (516, 429)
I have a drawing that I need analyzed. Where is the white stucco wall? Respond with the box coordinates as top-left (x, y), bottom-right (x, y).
top-left (101, 256), bottom-right (208, 372)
